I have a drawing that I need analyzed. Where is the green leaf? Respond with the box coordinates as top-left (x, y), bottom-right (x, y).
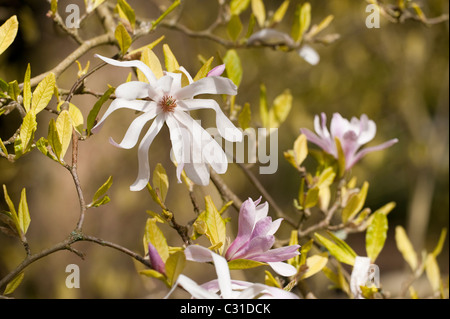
top-left (36, 137), bottom-right (58, 162)
top-left (314, 232), bottom-right (356, 266)
top-left (309, 15), bottom-right (334, 38)
top-left (117, 0), bottom-right (136, 29)
top-left (259, 83), bottom-right (268, 127)
top-left (2, 185), bottom-right (20, 235)
top-left (238, 103), bottom-right (251, 130)
top-left (341, 181), bottom-right (369, 223)
top-left (317, 167), bottom-right (336, 189)
top-left (299, 239), bottom-right (313, 266)
top-left (31, 72), bottom-right (55, 114)
top-left (228, 259), bottom-right (266, 270)
top-left (165, 251), bottom-right (186, 286)
top-left (291, 2), bottom-right (310, 42)
top-left (139, 269), bottom-right (168, 285)
top-left (144, 218), bottom-right (170, 262)
top-left (230, 0), bottom-right (251, 16)
top-left (425, 254), bottom-right (441, 293)
top-left (87, 87), bottom-right (115, 135)
top-left (92, 176), bottom-right (113, 204)
top-left (151, 0), bottom-right (181, 29)
top-left (23, 63), bottom-right (31, 113)
top-left (223, 49), bottom-right (242, 87)
top-left (152, 163), bottom-right (169, 203)
top-left (56, 110), bottom-right (73, 160)
top-left (395, 226), bottom-right (418, 271)
top-left (115, 24), bottom-right (132, 55)
top-left (19, 110), bottom-right (37, 152)
top-left (244, 13), bottom-right (256, 39)
top-left (128, 35), bottom-right (165, 57)
top-left (271, 0), bottom-right (290, 25)
top-left (92, 195), bottom-right (110, 207)
top-left (67, 103), bottom-right (84, 134)
top-left (0, 138), bottom-right (8, 156)
top-left (251, 0), bottom-right (266, 27)
top-left (204, 196), bottom-right (227, 254)
top-left (18, 188), bottom-right (31, 235)
top-left (193, 56), bottom-right (214, 82)
top-left (268, 89), bottom-right (292, 128)
top-left (287, 230), bottom-right (300, 268)
top-left (0, 15), bottom-right (19, 56)
top-left (293, 133), bottom-right (308, 167)
top-left (50, 0), bottom-right (58, 15)
top-left (304, 186), bottom-right (319, 209)
top-left (163, 44), bottom-right (180, 72)
top-left (265, 270), bottom-right (282, 288)
top-left (300, 252), bottom-right (328, 280)
top-left (432, 228), bottom-right (447, 258)
top-left (227, 15), bottom-right (243, 41)
top-left (7, 80), bottom-right (19, 101)
top-left (3, 272), bottom-right (24, 295)
top-left (139, 47), bottom-right (163, 81)
top-left (365, 210), bottom-right (388, 262)
top-left (47, 118), bottom-right (62, 160)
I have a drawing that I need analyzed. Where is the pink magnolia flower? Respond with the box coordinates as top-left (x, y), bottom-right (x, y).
top-left (185, 197), bottom-right (300, 276)
top-left (300, 113), bottom-right (398, 169)
top-left (148, 242), bottom-right (166, 274)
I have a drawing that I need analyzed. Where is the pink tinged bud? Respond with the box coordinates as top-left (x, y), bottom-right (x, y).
top-left (148, 243), bottom-right (166, 274)
top-left (207, 64), bottom-right (226, 77)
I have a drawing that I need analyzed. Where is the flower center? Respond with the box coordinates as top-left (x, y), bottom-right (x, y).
top-left (158, 95), bottom-right (177, 113)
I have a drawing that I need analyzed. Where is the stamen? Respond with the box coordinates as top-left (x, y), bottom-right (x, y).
top-left (158, 95), bottom-right (177, 113)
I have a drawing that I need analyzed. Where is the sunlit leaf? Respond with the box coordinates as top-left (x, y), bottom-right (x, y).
top-left (341, 181), bottom-right (369, 223)
top-left (299, 239), bottom-right (313, 266)
top-left (223, 49), bottom-right (242, 87)
top-left (238, 103), bottom-right (251, 130)
top-left (334, 137), bottom-right (346, 177)
top-left (432, 228), bottom-right (447, 258)
top-left (269, 89), bottom-right (292, 128)
top-left (0, 15), bottom-right (19, 56)
top-left (152, 163), bottom-right (169, 203)
top-left (193, 56), bottom-right (214, 81)
top-left (92, 176), bottom-right (113, 205)
top-left (228, 259), bottom-right (266, 270)
top-left (3, 272), bottom-right (24, 295)
top-left (56, 110), bottom-right (72, 160)
top-left (115, 24), bottom-right (132, 55)
top-left (395, 226), bottom-right (418, 271)
top-left (47, 119), bottom-right (62, 160)
top-left (117, 0), bottom-right (136, 29)
top-left (139, 269), bottom-right (168, 285)
top-left (230, 0), bottom-right (251, 16)
top-left (19, 110), bottom-right (37, 152)
top-left (0, 138), bottom-right (8, 156)
top-left (304, 186), bottom-right (319, 209)
top-left (251, 0), bottom-right (266, 27)
top-left (365, 210), bottom-right (388, 262)
top-left (18, 188), bottom-right (30, 235)
top-left (293, 134), bottom-right (308, 167)
top-left (259, 83), bottom-right (268, 127)
top-left (315, 232), bottom-right (356, 266)
top-left (2, 185), bottom-right (20, 235)
top-left (265, 270), bottom-right (282, 288)
top-left (227, 15), bottom-right (243, 41)
top-left (23, 63), bottom-right (31, 112)
top-left (31, 72), bottom-right (55, 114)
top-left (204, 196), bottom-right (226, 254)
top-left (425, 254), bottom-right (441, 293)
top-left (151, 0), bottom-right (181, 29)
top-left (7, 80), bottom-right (19, 101)
top-left (139, 47), bottom-right (163, 81)
top-left (165, 251), bottom-right (186, 286)
top-left (87, 87), bottom-right (115, 135)
top-left (291, 3), bottom-right (311, 42)
top-left (309, 15), bottom-right (334, 38)
top-left (271, 0), bottom-right (290, 25)
top-left (300, 252), bottom-right (328, 280)
top-left (145, 218), bottom-right (169, 262)
top-left (287, 230), bottom-right (300, 268)
top-left (163, 44), bottom-right (179, 72)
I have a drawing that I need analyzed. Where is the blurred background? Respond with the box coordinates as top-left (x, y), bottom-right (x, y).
top-left (0, 0), bottom-right (448, 298)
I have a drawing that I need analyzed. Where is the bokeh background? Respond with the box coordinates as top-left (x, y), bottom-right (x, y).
top-left (0, 0), bottom-right (448, 298)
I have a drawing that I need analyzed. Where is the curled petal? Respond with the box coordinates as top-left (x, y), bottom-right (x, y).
top-left (184, 245), bottom-right (214, 263)
top-left (267, 262), bottom-right (298, 277)
top-left (183, 162), bottom-right (210, 186)
top-left (348, 138), bottom-right (399, 169)
top-left (166, 274), bottom-right (220, 299)
top-left (129, 114), bottom-right (165, 191)
top-left (357, 114), bottom-right (377, 145)
top-left (174, 76), bottom-right (237, 100)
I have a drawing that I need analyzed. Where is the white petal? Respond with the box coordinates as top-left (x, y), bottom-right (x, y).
top-left (267, 262), bottom-right (298, 277)
top-left (165, 114), bottom-right (189, 170)
top-left (91, 99), bottom-right (154, 134)
top-left (237, 283), bottom-right (268, 299)
top-left (183, 162), bottom-right (210, 186)
top-left (178, 99), bottom-right (242, 142)
top-left (115, 81), bottom-right (151, 100)
top-left (109, 103), bottom-right (159, 149)
top-left (267, 218), bottom-right (283, 236)
top-left (168, 275), bottom-right (220, 299)
top-left (157, 75), bottom-right (174, 94)
top-left (174, 76), bottom-right (237, 100)
top-left (350, 256), bottom-right (371, 299)
top-left (211, 253), bottom-right (232, 299)
top-left (298, 45), bottom-right (320, 65)
top-left (254, 201), bottom-right (269, 221)
top-left (129, 114), bottom-right (165, 191)
top-left (184, 245), bottom-right (214, 263)
top-left (96, 54), bottom-right (157, 85)
top-left (179, 66), bottom-right (194, 84)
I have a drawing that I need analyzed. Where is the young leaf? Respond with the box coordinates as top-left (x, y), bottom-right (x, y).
top-left (304, 186), bottom-right (319, 209)
top-left (3, 185), bottom-right (20, 235)
top-left (425, 254), bottom-right (441, 293)
top-left (56, 110), bottom-right (73, 159)
top-left (299, 238), bottom-right (313, 266)
top-left (287, 230), bottom-right (300, 269)
top-left (334, 137), bottom-right (346, 177)
top-left (18, 188), bottom-right (31, 235)
top-left (238, 103), bottom-right (251, 130)
top-left (270, 89), bottom-right (292, 127)
top-left (228, 259), bottom-right (266, 270)
top-left (47, 118), bottom-right (62, 160)
top-left (365, 210), bottom-right (388, 262)
top-left (31, 72), bottom-right (55, 114)
top-left (92, 176), bottom-right (113, 204)
top-left (293, 134), bottom-right (308, 167)
top-left (117, 0), bottom-right (136, 29)
top-left (152, 163), bottom-right (169, 203)
top-left (431, 228), bottom-right (447, 258)
top-left (227, 15), bottom-right (243, 41)
top-left (19, 110), bottom-right (37, 152)
top-left (3, 272), bottom-right (24, 295)
top-left (204, 196), bottom-right (227, 254)
top-left (139, 47), bottom-right (163, 81)
top-left (0, 15), bottom-right (19, 56)
top-left (115, 24), bottom-right (132, 55)
top-left (139, 269), bottom-right (168, 286)
top-left (193, 56), bottom-right (214, 82)
top-left (300, 252), bottom-right (328, 280)
top-left (271, 0), bottom-right (290, 25)
top-left (163, 44), bottom-right (180, 72)
top-left (0, 138), bottom-right (8, 156)
top-left (87, 87), bottom-right (115, 135)
top-left (259, 83), bottom-right (268, 127)
top-left (165, 251), bottom-right (186, 286)
top-left (230, 0), bottom-right (251, 16)
top-left (145, 218), bottom-right (170, 262)
top-left (68, 103), bottom-right (84, 134)
top-left (314, 232), bottom-right (356, 266)
top-left (151, 0), bottom-right (181, 29)
top-left (291, 2), bottom-right (311, 42)
top-left (341, 181), bottom-right (369, 223)
top-left (23, 63), bottom-right (31, 112)
top-left (223, 49), bottom-right (242, 87)
top-left (265, 270), bottom-right (282, 288)
top-left (7, 80), bottom-right (19, 101)
top-left (251, 0), bottom-right (266, 27)
top-left (395, 226), bottom-right (418, 271)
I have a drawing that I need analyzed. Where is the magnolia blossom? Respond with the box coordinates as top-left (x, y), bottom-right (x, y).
top-left (185, 197), bottom-right (300, 277)
top-left (147, 242), bottom-right (165, 274)
top-left (92, 54), bottom-right (243, 191)
top-left (166, 249), bottom-right (299, 299)
top-left (300, 113), bottom-right (398, 169)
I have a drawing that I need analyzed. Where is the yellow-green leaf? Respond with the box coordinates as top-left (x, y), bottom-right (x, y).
top-left (139, 269), bottom-right (168, 285)
top-left (335, 137), bottom-right (346, 177)
top-left (309, 15), bottom-right (334, 38)
top-left (3, 272), bottom-right (24, 295)
top-left (128, 35), bottom-right (165, 57)
top-left (144, 218), bottom-right (169, 262)
top-left (204, 196), bottom-right (226, 254)
top-left (315, 232), bottom-right (356, 266)
top-left (56, 110), bottom-right (72, 159)
top-left (287, 230), bottom-right (300, 268)
top-left (365, 210), bottom-right (388, 262)
top-left (395, 226), bottom-right (418, 271)
top-left (151, 0), bottom-right (181, 29)
top-left (299, 238), bottom-right (313, 266)
top-left (163, 44), bottom-right (179, 72)
top-left (227, 15), bottom-right (243, 41)
top-left (251, 0), bottom-right (266, 27)
top-left (223, 49), bottom-right (242, 87)
top-left (304, 186), bottom-right (319, 209)
top-left (230, 0), bottom-right (251, 16)
top-left (152, 163), bottom-right (169, 203)
top-left (31, 72), bottom-right (55, 114)
top-left (269, 89), bottom-right (292, 128)
top-left (425, 254), bottom-right (441, 293)
top-left (0, 138), bottom-right (8, 156)
top-left (165, 251), bottom-right (186, 286)
top-left (138, 47), bottom-right (163, 81)
top-left (259, 83), bottom-right (268, 127)
top-left (23, 63), bottom-right (31, 112)
top-left (293, 134), bottom-right (308, 167)
top-left (18, 188), bottom-right (30, 235)
top-left (117, 0), bottom-right (136, 29)
top-left (3, 184), bottom-right (20, 235)
top-left (0, 15), bottom-right (19, 56)
top-left (265, 270), bottom-right (282, 288)
top-left (115, 24), bottom-right (132, 55)
top-left (68, 103), bottom-right (84, 134)
top-left (19, 110), bottom-right (37, 152)
top-left (271, 0), bottom-right (290, 25)
top-left (47, 119), bottom-right (62, 160)
top-left (300, 252), bottom-right (328, 280)
top-left (7, 80), bottom-right (19, 101)
top-left (238, 103), bottom-right (251, 130)
top-left (87, 87), bottom-right (115, 135)
top-left (92, 176), bottom-right (113, 204)
top-left (193, 56), bottom-right (214, 81)
top-left (432, 228), bottom-right (447, 258)
top-left (228, 259), bottom-right (266, 270)
top-left (292, 2), bottom-right (310, 42)
top-left (341, 181), bottom-right (369, 223)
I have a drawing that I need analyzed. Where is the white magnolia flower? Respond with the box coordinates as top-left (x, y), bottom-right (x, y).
top-left (165, 249), bottom-right (299, 299)
top-left (92, 55), bottom-right (243, 191)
